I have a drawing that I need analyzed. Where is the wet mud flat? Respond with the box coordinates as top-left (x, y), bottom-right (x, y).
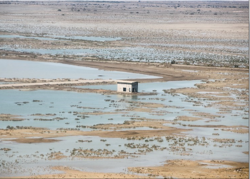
top-left (0, 47), bottom-right (249, 179)
top-left (0, 1), bottom-right (248, 67)
top-left (0, 0), bottom-right (249, 178)
top-left (0, 63), bottom-right (248, 178)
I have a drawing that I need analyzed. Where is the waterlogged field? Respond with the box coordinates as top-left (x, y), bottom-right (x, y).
top-left (0, 80), bottom-right (248, 177)
top-left (0, 67), bottom-right (249, 178)
top-left (0, 1), bottom-right (248, 67)
top-left (0, 1), bottom-right (248, 178)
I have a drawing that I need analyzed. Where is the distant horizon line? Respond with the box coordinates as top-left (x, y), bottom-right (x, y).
top-left (0, 0), bottom-right (248, 1)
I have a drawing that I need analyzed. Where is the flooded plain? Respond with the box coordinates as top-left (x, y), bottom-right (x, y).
top-left (0, 59), bottom-right (159, 79)
top-left (0, 77), bottom-right (248, 177)
top-left (0, 1), bottom-right (248, 178)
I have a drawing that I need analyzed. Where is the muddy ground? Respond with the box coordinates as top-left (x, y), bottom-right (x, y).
top-left (0, 1), bottom-right (248, 67)
top-left (0, 1), bottom-right (249, 178)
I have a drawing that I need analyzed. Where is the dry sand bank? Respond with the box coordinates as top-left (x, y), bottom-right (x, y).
top-left (3, 160), bottom-right (249, 179)
top-left (10, 166), bottom-right (145, 179)
top-left (0, 79), bottom-right (117, 88)
top-left (11, 138), bottom-right (61, 144)
top-left (0, 114), bottom-right (24, 121)
top-left (129, 159), bottom-right (249, 178)
top-left (0, 127), bottom-right (190, 142)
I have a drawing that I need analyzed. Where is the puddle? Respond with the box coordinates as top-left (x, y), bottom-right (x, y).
top-left (76, 84), bottom-right (117, 91)
top-left (48, 35), bottom-right (121, 42)
top-left (182, 70), bottom-right (198, 73)
top-left (0, 35), bottom-right (56, 41)
top-left (200, 162), bottom-right (234, 169)
top-left (0, 82), bottom-right (15, 84)
top-left (0, 35), bottom-right (120, 42)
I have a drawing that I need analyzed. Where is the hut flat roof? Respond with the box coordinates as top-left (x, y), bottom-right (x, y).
top-left (117, 81), bottom-right (138, 84)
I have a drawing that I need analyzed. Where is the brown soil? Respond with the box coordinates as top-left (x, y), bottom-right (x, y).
top-left (187, 124), bottom-right (248, 128)
top-left (221, 127), bottom-right (249, 134)
top-left (129, 159), bottom-right (249, 178)
top-left (47, 152), bottom-right (67, 160)
top-left (0, 1), bottom-right (248, 178)
top-left (12, 166), bottom-right (145, 178)
top-left (11, 138), bottom-right (61, 144)
top-left (61, 60), bottom-right (205, 82)
top-left (174, 116), bottom-right (202, 121)
top-left (0, 127), bottom-right (190, 143)
top-left (85, 118), bottom-right (171, 130)
top-left (0, 114), bottom-right (24, 121)
top-left (192, 112), bottom-right (222, 119)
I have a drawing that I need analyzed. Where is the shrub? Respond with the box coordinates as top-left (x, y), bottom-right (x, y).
top-left (171, 60), bottom-right (176, 64)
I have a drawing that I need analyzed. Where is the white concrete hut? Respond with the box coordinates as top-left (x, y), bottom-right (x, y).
top-left (117, 81), bottom-right (138, 93)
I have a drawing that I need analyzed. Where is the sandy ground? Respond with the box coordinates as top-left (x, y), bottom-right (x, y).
top-left (0, 54), bottom-right (248, 179)
top-left (78, 118), bottom-right (174, 131)
top-left (0, 114), bottom-right (24, 121)
top-left (0, 79), bottom-right (117, 88)
top-left (0, 1), bottom-right (248, 178)
top-left (11, 166), bottom-right (145, 179)
top-left (0, 59), bottom-right (247, 88)
top-left (11, 138), bottom-right (61, 144)
top-left (3, 161), bottom-right (249, 179)
top-left (1, 126), bottom-right (189, 142)
top-left (0, 1), bottom-right (248, 67)
top-left (0, 55), bottom-right (248, 179)
top-left (174, 115), bottom-right (202, 121)
top-left (129, 159), bottom-right (249, 178)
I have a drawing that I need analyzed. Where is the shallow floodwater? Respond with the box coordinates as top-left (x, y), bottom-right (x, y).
top-left (0, 35), bottom-right (56, 41)
top-left (0, 133), bottom-right (247, 177)
top-left (0, 79), bottom-right (248, 177)
top-left (0, 82), bottom-right (15, 84)
top-left (76, 80), bottom-right (202, 93)
top-left (0, 35), bottom-right (121, 42)
top-left (49, 35), bottom-right (121, 42)
top-left (0, 59), bottom-right (159, 79)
